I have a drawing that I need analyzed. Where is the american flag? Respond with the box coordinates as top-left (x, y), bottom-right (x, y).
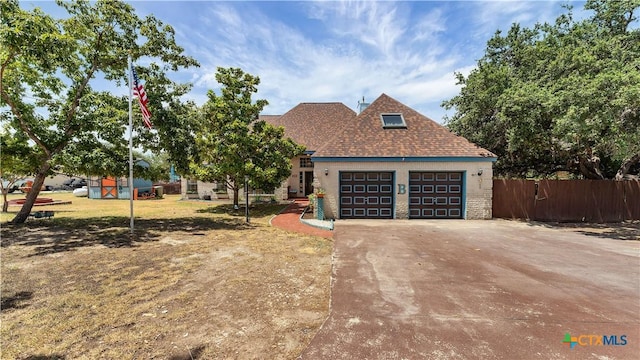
top-left (132, 67), bottom-right (152, 129)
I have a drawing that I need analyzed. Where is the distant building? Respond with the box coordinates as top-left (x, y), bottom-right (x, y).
top-left (87, 160), bottom-right (154, 199)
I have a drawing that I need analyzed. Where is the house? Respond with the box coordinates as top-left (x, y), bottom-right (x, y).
top-left (265, 102), bottom-right (357, 199)
top-left (179, 103), bottom-right (356, 201)
top-left (185, 93), bottom-right (496, 219)
top-left (308, 94), bottom-right (496, 220)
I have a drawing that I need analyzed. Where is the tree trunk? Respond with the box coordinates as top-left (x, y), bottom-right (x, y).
top-left (615, 152), bottom-right (640, 180)
top-left (2, 189), bottom-right (8, 213)
top-left (233, 187), bottom-right (239, 208)
top-left (578, 154), bottom-right (605, 180)
top-left (10, 165), bottom-right (50, 224)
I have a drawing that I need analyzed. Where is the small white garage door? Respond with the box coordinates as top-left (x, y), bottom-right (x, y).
top-left (340, 172), bottom-right (394, 219)
top-left (409, 172), bottom-right (463, 219)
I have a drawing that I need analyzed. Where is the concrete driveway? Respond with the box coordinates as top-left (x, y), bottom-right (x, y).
top-left (300, 220), bottom-right (639, 359)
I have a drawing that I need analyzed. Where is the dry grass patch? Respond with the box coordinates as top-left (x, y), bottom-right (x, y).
top-left (1, 194), bottom-right (332, 359)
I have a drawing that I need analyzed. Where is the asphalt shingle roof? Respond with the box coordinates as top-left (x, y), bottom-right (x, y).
top-left (313, 94), bottom-right (496, 158)
top-left (261, 103), bottom-right (356, 152)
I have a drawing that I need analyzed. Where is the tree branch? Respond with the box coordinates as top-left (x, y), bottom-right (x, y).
top-left (60, 28), bottom-right (104, 146)
top-left (0, 50), bottom-right (18, 102)
top-left (1, 53), bottom-right (52, 159)
top-left (615, 152), bottom-right (640, 180)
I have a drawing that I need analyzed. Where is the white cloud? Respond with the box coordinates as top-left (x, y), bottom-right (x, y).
top-left (173, 1), bottom-right (466, 121)
top-left (307, 0), bottom-right (410, 58)
top-left (469, 0), bottom-right (566, 39)
top-left (167, 1), bottom-right (578, 122)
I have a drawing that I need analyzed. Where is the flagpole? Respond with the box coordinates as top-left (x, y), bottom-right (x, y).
top-left (128, 55), bottom-right (135, 235)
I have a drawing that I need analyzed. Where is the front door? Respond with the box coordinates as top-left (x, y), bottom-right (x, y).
top-left (304, 171), bottom-right (314, 196)
top-left (101, 177), bottom-right (117, 199)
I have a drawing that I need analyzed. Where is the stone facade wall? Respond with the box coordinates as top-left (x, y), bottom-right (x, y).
top-left (313, 161), bottom-right (494, 220)
top-left (180, 178), bottom-right (231, 200)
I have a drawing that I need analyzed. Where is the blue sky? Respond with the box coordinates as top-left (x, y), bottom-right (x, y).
top-left (30, 0), bottom-right (589, 123)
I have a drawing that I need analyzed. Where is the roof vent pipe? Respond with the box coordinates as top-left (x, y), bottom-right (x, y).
top-left (357, 96), bottom-right (370, 114)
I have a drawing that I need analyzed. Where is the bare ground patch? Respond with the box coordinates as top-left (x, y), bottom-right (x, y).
top-left (1, 194), bottom-right (332, 359)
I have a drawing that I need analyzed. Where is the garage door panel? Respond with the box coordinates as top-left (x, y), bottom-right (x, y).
top-left (340, 171), bottom-right (394, 219)
top-left (436, 173), bottom-right (448, 181)
top-left (410, 172), bottom-right (463, 219)
top-left (353, 196), bottom-right (366, 205)
top-left (423, 197), bottom-right (435, 205)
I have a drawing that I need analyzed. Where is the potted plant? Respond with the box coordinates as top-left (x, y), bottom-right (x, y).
top-left (315, 188), bottom-right (326, 198)
top-left (307, 193), bottom-right (316, 210)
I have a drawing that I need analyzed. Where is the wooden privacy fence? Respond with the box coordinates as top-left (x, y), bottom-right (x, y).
top-left (154, 182), bottom-right (181, 195)
top-left (493, 179), bottom-right (640, 222)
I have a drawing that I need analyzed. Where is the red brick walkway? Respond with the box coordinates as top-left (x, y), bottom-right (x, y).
top-left (270, 199), bottom-right (333, 239)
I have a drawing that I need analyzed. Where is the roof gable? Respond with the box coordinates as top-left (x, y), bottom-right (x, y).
top-left (313, 94), bottom-right (496, 158)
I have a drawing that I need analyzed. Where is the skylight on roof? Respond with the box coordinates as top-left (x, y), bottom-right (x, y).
top-left (381, 113), bottom-right (406, 128)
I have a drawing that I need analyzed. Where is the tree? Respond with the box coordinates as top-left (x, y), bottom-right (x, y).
top-left (0, 129), bottom-right (41, 212)
top-left (443, 0), bottom-right (640, 179)
top-left (1, 0), bottom-right (198, 223)
top-left (195, 67), bottom-right (304, 207)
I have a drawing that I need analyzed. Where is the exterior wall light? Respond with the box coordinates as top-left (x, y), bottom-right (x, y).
top-left (324, 168), bottom-right (329, 176)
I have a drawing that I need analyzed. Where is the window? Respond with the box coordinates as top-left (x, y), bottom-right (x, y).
top-left (299, 171), bottom-right (303, 192)
top-left (187, 179), bottom-right (198, 193)
top-left (380, 113), bottom-right (407, 128)
top-left (214, 181), bottom-right (226, 192)
top-left (300, 157), bottom-right (314, 168)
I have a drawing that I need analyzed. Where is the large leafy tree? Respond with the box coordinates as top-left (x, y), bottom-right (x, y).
top-left (443, 0), bottom-right (640, 179)
top-left (195, 67), bottom-right (304, 207)
top-left (1, 0), bottom-right (198, 223)
top-left (0, 128), bottom-right (41, 212)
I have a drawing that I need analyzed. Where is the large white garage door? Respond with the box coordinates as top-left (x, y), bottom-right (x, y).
top-left (340, 172), bottom-right (394, 219)
top-left (409, 172), bottom-right (463, 219)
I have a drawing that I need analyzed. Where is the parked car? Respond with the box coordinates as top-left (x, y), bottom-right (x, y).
top-left (72, 178), bottom-right (87, 188)
top-left (62, 178), bottom-right (75, 189)
top-left (19, 179), bottom-right (52, 193)
top-left (1, 179), bottom-right (20, 193)
top-left (62, 178), bottom-right (87, 190)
